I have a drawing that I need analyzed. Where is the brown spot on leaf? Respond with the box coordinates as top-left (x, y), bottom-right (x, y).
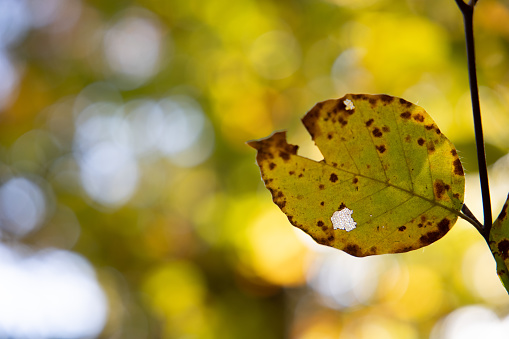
top-left (352, 177), bottom-right (358, 184)
top-left (453, 158), bottom-right (464, 176)
top-left (279, 151), bottom-right (290, 161)
top-left (413, 114), bottom-right (424, 122)
top-left (298, 173), bottom-right (303, 178)
top-left (382, 126), bottom-right (390, 133)
top-left (453, 193), bottom-right (460, 199)
top-left (319, 184), bottom-right (325, 190)
top-left (434, 179), bottom-right (446, 200)
top-left (332, 162), bottom-right (338, 167)
top-left (317, 220), bottom-right (324, 227)
top-left (369, 98), bottom-right (377, 106)
top-left (451, 149), bottom-right (457, 156)
top-left (380, 95), bottom-right (394, 103)
top-left (327, 235), bottom-right (335, 242)
top-left (376, 145), bottom-right (386, 153)
top-left (438, 218), bottom-right (451, 233)
top-left (399, 246), bottom-right (415, 253)
top-left (336, 99), bottom-right (346, 111)
top-left (339, 202), bottom-right (346, 209)
top-left (329, 173), bottom-right (338, 182)
top-left (269, 163), bottom-right (276, 170)
top-left (498, 240), bottom-right (509, 260)
top-left (418, 223), bottom-right (423, 228)
top-left (338, 117), bottom-right (348, 125)
top-left (369, 246), bottom-right (378, 254)
top-left (277, 191), bottom-right (284, 198)
top-left (302, 107), bottom-right (321, 138)
top-left (417, 138), bottom-right (425, 146)
top-left (398, 226), bottom-right (407, 231)
top-left (420, 231), bottom-right (440, 246)
top-left (400, 111), bottom-right (411, 119)
top-left (405, 135), bottom-right (411, 142)
top-left (320, 201), bottom-right (325, 206)
top-left (289, 171), bottom-right (295, 175)
top-left (399, 98), bottom-right (412, 107)
top-left (419, 218), bottom-right (451, 246)
top-left (365, 119), bottom-right (374, 127)
top-left (372, 128), bottom-right (383, 137)
top-left (327, 133), bottom-right (333, 140)
top-left (425, 124), bottom-right (434, 130)
top-left (345, 243), bottom-right (362, 256)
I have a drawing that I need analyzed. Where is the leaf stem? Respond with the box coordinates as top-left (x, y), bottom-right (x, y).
top-left (454, 0), bottom-right (492, 239)
top-left (461, 204), bottom-right (483, 233)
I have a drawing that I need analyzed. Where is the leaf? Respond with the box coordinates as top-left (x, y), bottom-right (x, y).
top-left (488, 194), bottom-right (509, 293)
top-left (248, 94), bottom-right (465, 257)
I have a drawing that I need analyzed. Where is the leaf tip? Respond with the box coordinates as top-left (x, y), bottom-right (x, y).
top-left (246, 131), bottom-right (289, 150)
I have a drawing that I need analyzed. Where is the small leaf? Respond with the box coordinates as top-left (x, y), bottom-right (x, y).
top-left (488, 194), bottom-right (509, 293)
top-left (248, 94), bottom-right (465, 257)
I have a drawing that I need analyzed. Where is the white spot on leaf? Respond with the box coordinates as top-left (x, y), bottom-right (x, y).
top-left (344, 99), bottom-right (355, 110)
top-left (331, 207), bottom-right (357, 231)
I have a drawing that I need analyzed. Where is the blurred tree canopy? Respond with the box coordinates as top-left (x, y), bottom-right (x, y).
top-left (1, 0), bottom-right (509, 338)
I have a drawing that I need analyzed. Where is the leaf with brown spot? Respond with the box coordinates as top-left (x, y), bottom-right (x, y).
top-left (248, 94), bottom-right (465, 257)
top-left (488, 194), bottom-right (509, 293)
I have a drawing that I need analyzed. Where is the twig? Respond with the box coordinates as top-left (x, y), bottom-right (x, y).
top-left (461, 204), bottom-right (483, 233)
top-left (454, 0), bottom-right (492, 240)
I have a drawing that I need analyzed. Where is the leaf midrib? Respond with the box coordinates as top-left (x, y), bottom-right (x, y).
top-left (319, 159), bottom-right (466, 222)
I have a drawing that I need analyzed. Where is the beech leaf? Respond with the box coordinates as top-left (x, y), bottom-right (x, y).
top-left (248, 94), bottom-right (465, 257)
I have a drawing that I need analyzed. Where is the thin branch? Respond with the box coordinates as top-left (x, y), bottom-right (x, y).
top-left (461, 204), bottom-right (483, 234)
top-left (455, 0), bottom-right (493, 240)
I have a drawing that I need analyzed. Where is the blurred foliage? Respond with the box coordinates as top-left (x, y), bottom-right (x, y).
top-left (1, 0), bottom-right (509, 338)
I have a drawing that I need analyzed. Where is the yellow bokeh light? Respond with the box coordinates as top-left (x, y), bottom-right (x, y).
top-left (355, 13), bottom-right (449, 91)
top-left (244, 207), bottom-right (311, 286)
top-left (387, 265), bottom-right (445, 321)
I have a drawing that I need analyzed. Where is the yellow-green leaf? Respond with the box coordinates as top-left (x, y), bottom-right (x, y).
top-left (489, 194), bottom-right (509, 293)
top-left (248, 94), bottom-right (465, 257)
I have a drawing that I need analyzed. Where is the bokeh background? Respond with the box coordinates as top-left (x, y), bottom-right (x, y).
top-left (1, 0), bottom-right (509, 338)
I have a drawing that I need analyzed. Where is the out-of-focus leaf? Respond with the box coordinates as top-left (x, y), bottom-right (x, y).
top-left (248, 94), bottom-right (465, 257)
top-left (489, 194), bottom-right (509, 293)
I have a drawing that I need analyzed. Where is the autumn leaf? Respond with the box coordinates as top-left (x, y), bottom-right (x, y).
top-left (489, 195), bottom-right (509, 292)
top-left (248, 94), bottom-right (465, 257)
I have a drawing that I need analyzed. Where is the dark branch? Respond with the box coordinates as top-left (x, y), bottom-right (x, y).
top-left (454, 0), bottom-right (470, 12)
top-left (454, 0), bottom-right (493, 240)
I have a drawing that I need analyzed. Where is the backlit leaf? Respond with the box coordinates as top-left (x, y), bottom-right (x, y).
top-left (248, 94), bottom-right (465, 257)
top-left (489, 194), bottom-right (509, 293)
